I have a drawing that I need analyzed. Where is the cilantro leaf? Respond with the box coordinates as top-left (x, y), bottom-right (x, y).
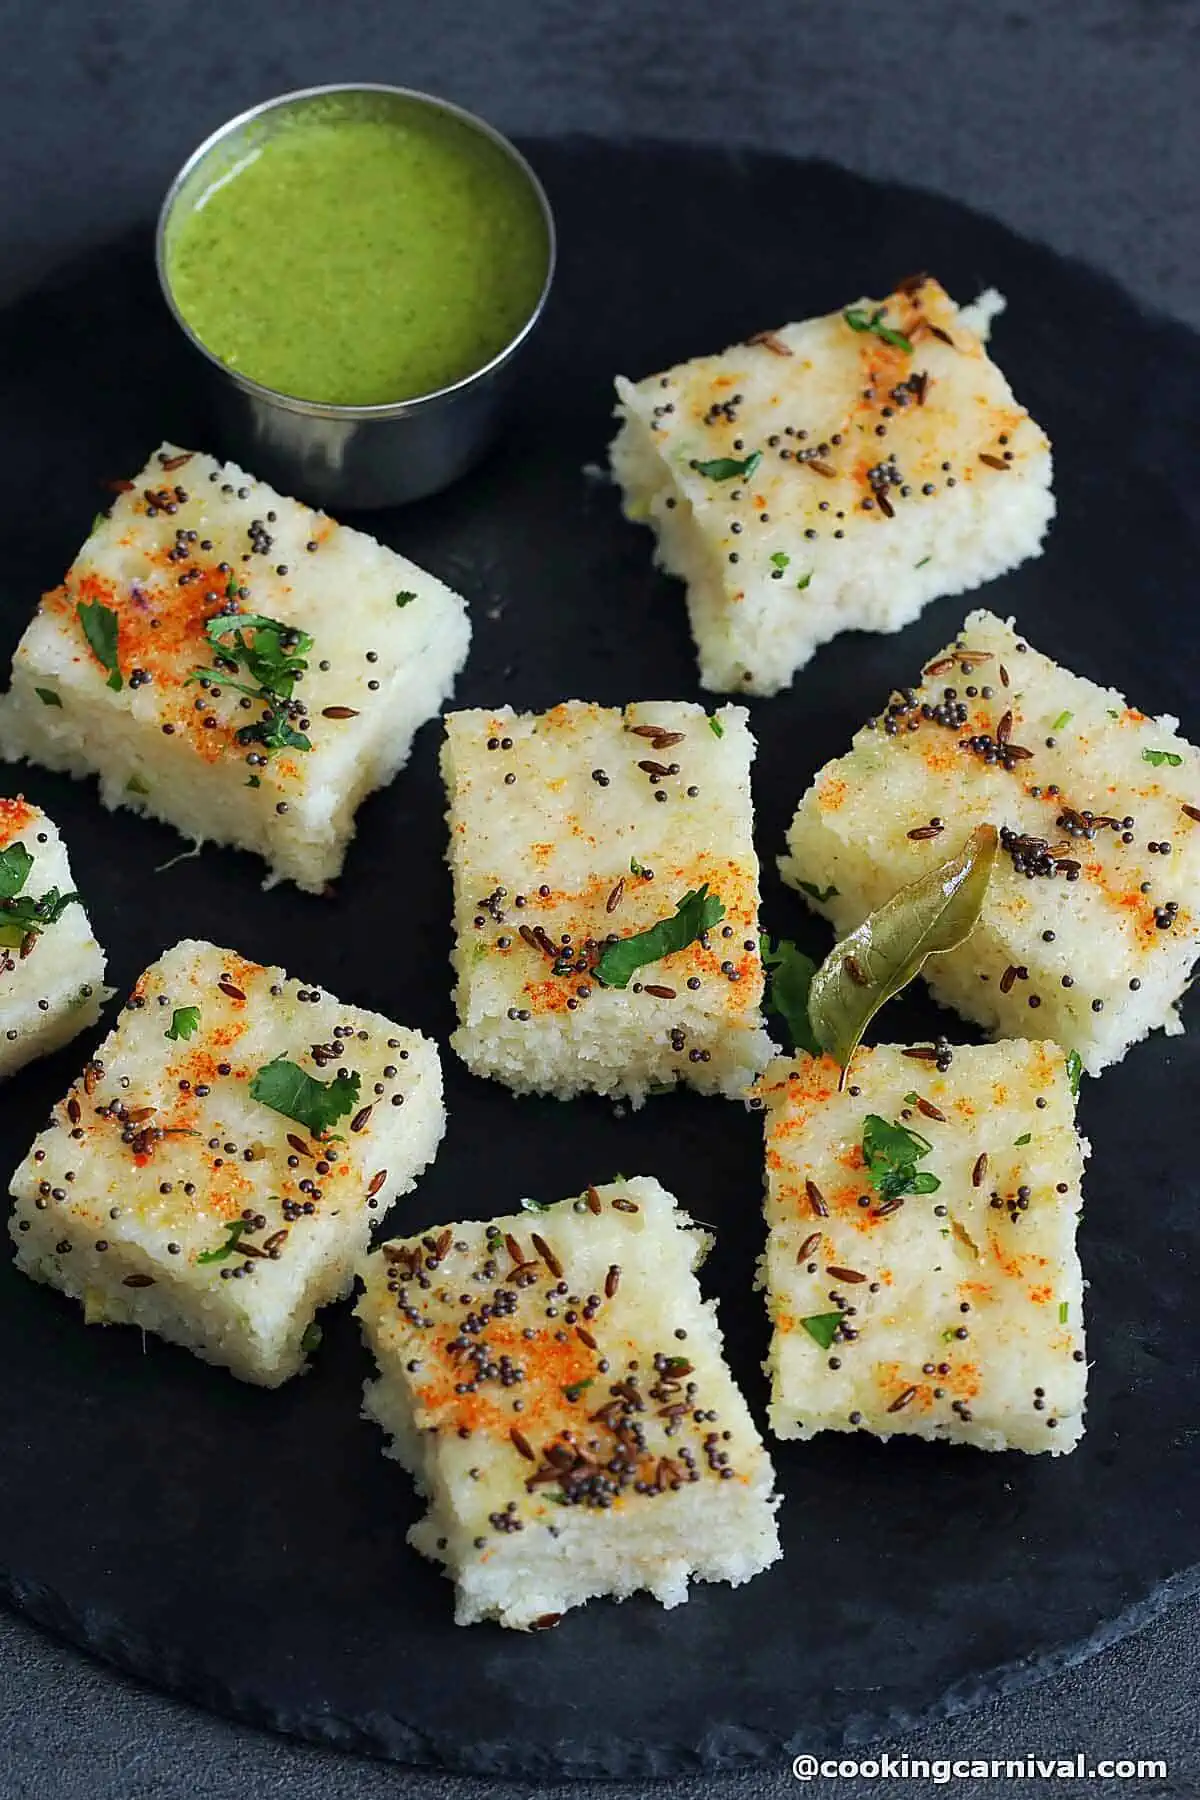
top-left (1014, 1132), bottom-right (1032, 1147)
top-left (843, 306), bottom-right (913, 353)
top-left (197, 1219), bottom-right (254, 1264)
top-left (1066, 1049), bottom-right (1083, 1097)
top-left (1058, 1301), bottom-right (1069, 1325)
top-left (165, 1006), bottom-right (200, 1042)
top-left (300, 1321), bottom-right (324, 1353)
top-left (796, 570), bottom-right (813, 590)
top-left (76, 598), bottom-right (122, 691)
top-left (520, 1197), bottom-right (554, 1213)
top-left (396, 590), bottom-right (416, 607)
top-left (770, 551), bottom-right (790, 571)
top-left (203, 613), bottom-right (313, 701)
top-left (0, 843), bottom-right (34, 900)
top-left (861, 1113), bottom-right (941, 1203)
top-left (800, 1313), bottom-right (843, 1350)
top-left (249, 1057), bottom-right (361, 1136)
top-left (593, 885), bottom-right (725, 989)
top-left (35, 687), bottom-right (62, 708)
top-left (1051, 711), bottom-right (1073, 732)
top-left (563, 1378), bottom-right (593, 1402)
top-left (914, 556), bottom-right (931, 569)
top-left (1143, 748), bottom-right (1183, 768)
top-left (708, 716), bottom-right (724, 738)
top-left (692, 450), bottom-right (762, 482)
top-left (760, 935), bottom-right (821, 1055)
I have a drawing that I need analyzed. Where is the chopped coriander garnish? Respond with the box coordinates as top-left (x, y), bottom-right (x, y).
top-left (759, 935), bottom-right (821, 1056)
top-left (1143, 748), bottom-right (1183, 768)
top-left (165, 1006), bottom-right (200, 1043)
top-left (843, 306), bottom-right (913, 353)
top-left (126, 774), bottom-right (150, 795)
top-left (76, 598), bottom-right (122, 691)
top-left (796, 570), bottom-right (813, 590)
top-left (692, 450), bottom-right (762, 482)
top-left (1066, 1049), bottom-right (1083, 1096)
top-left (770, 551), bottom-right (790, 571)
top-left (799, 1313), bottom-right (843, 1351)
top-left (708, 716), bottom-right (724, 738)
top-left (249, 1057), bottom-right (361, 1136)
top-left (246, 775), bottom-right (261, 789)
top-left (1058, 1301), bottom-right (1069, 1325)
top-left (1051, 711), bottom-right (1073, 732)
top-left (797, 879), bottom-right (839, 903)
top-left (191, 612), bottom-right (314, 761)
top-left (91, 510), bottom-right (107, 532)
top-left (1014, 1132), bottom-right (1032, 1147)
top-left (629, 856), bottom-right (647, 876)
top-left (520, 1197), bottom-right (554, 1213)
top-left (594, 885), bottom-right (724, 989)
top-left (861, 1114), bottom-right (941, 1203)
top-left (562, 1378), bottom-right (593, 1402)
top-left (197, 1219), bottom-right (254, 1264)
top-left (914, 556), bottom-right (931, 569)
top-left (34, 687), bottom-right (62, 708)
top-left (903, 1091), bottom-right (920, 1105)
top-left (1108, 708), bottom-right (1121, 719)
top-left (0, 841), bottom-right (80, 949)
top-left (300, 1321), bottom-right (324, 1354)
top-left (0, 844), bottom-right (35, 899)
top-left (225, 575), bottom-right (239, 601)
top-left (396, 590), bottom-right (416, 607)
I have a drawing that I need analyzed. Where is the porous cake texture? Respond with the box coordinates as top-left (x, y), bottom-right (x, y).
top-left (758, 1044), bottom-right (1087, 1454)
top-left (0, 443), bottom-right (471, 892)
top-left (0, 796), bottom-right (106, 1079)
top-left (9, 938), bottom-right (445, 1385)
top-left (610, 277), bottom-right (1053, 695)
top-left (358, 1175), bottom-right (780, 1628)
top-left (781, 610), bottom-right (1200, 1073)
top-left (443, 700), bottom-right (775, 1102)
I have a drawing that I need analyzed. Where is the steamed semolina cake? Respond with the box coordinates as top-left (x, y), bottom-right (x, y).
top-left (442, 701), bottom-right (775, 1102)
top-left (0, 797), bottom-right (106, 1078)
top-left (358, 1175), bottom-right (780, 1628)
top-left (610, 277), bottom-right (1053, 695)
top-left (758, 1044), bottom-right (1087, 1453)
top-left (0, 443), bottom-right (471, 892)
top-left (781, 610), bottom-right (1200, 1072)
top-left (9, 938), bottom-right (445, 1385)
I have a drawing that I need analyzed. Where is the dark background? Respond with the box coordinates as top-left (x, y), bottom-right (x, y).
top-left (1, 1), bottom-right (1197, 1795)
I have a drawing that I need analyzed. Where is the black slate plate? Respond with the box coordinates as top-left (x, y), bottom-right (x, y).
top-left (1, 140), bottom-right (1199, 1778)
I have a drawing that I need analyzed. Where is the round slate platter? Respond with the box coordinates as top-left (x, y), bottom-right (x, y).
top-left (1, 140), bottom-right (1199, 1779)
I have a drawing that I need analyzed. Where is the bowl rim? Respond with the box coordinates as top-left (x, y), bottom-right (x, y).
top-left (154, 81), bottom-right (557, 420)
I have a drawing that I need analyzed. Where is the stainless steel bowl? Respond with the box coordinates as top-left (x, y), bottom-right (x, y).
top-left (155, 83), bottom-right (556, 511)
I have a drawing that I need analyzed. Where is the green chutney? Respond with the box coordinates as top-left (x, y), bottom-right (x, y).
top-left (166, 97), bottom-right (550, 406)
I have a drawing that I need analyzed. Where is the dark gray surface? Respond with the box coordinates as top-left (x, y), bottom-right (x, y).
top-left (1, 0), bottom-right (1197, 1794)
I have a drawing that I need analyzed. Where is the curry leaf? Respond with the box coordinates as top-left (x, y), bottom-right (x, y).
top-left (807, 824), bottom-right (998, 1084)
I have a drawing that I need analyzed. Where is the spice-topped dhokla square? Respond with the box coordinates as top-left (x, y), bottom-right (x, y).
top-left (442, 700), bottom-right (775, 1103)
top-left (0, 796), bottom-right (107, 1079)
top-left (358, 1175), bottom-right (781, 1628)
top-left (610, 278), bottom-right (1053, 695)
top-left (0, 443), bottom-right (471, 892)
top-left (781, 609), bottom-right (1200, 1073)
top-left (758, 1044), bottom-right (1088, 1454)
top-left (8, 938), bottom-right (445, 1386)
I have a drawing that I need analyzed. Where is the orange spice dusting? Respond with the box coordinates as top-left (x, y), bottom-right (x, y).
top-left (0, 797), bottom-right (37, 847)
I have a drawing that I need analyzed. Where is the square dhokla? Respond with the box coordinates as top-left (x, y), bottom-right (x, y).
top-left (0, 796), bottom-right (107, 1078)
top-left (758, 1044), bottom-right (1087, 1453)
top-left (443, 700), bottom-right (775, 1101)
top-left (358, 1175), bottom-right (780, 1628)
top-left (610, 277), bottom-right (1053, 695)
top-left (781, 609), bottom-right (1200, 1073)
top-left (9, 938), bottom-right (445, 1386)
top-left (0, 442), bottom-right (471, 892)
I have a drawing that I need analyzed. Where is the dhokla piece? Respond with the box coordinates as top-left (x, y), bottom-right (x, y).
top-left (0, 796), bottom-right (107, 1078)
top-left (8, 938), bottom-right (445, 1385)
top-left (443, 701), bottom-right (775, 1102)
top-left (781, 609), bottom-right (1200, 1073)
top-left (758, 1043), bottom-right (1087, 1453)
top-left (0, 443), bottom-right (471, 892)
top-left (610, 277), bottom-right (1053, 696)
top-left (358, 1175), bottom-right (780, 1628)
